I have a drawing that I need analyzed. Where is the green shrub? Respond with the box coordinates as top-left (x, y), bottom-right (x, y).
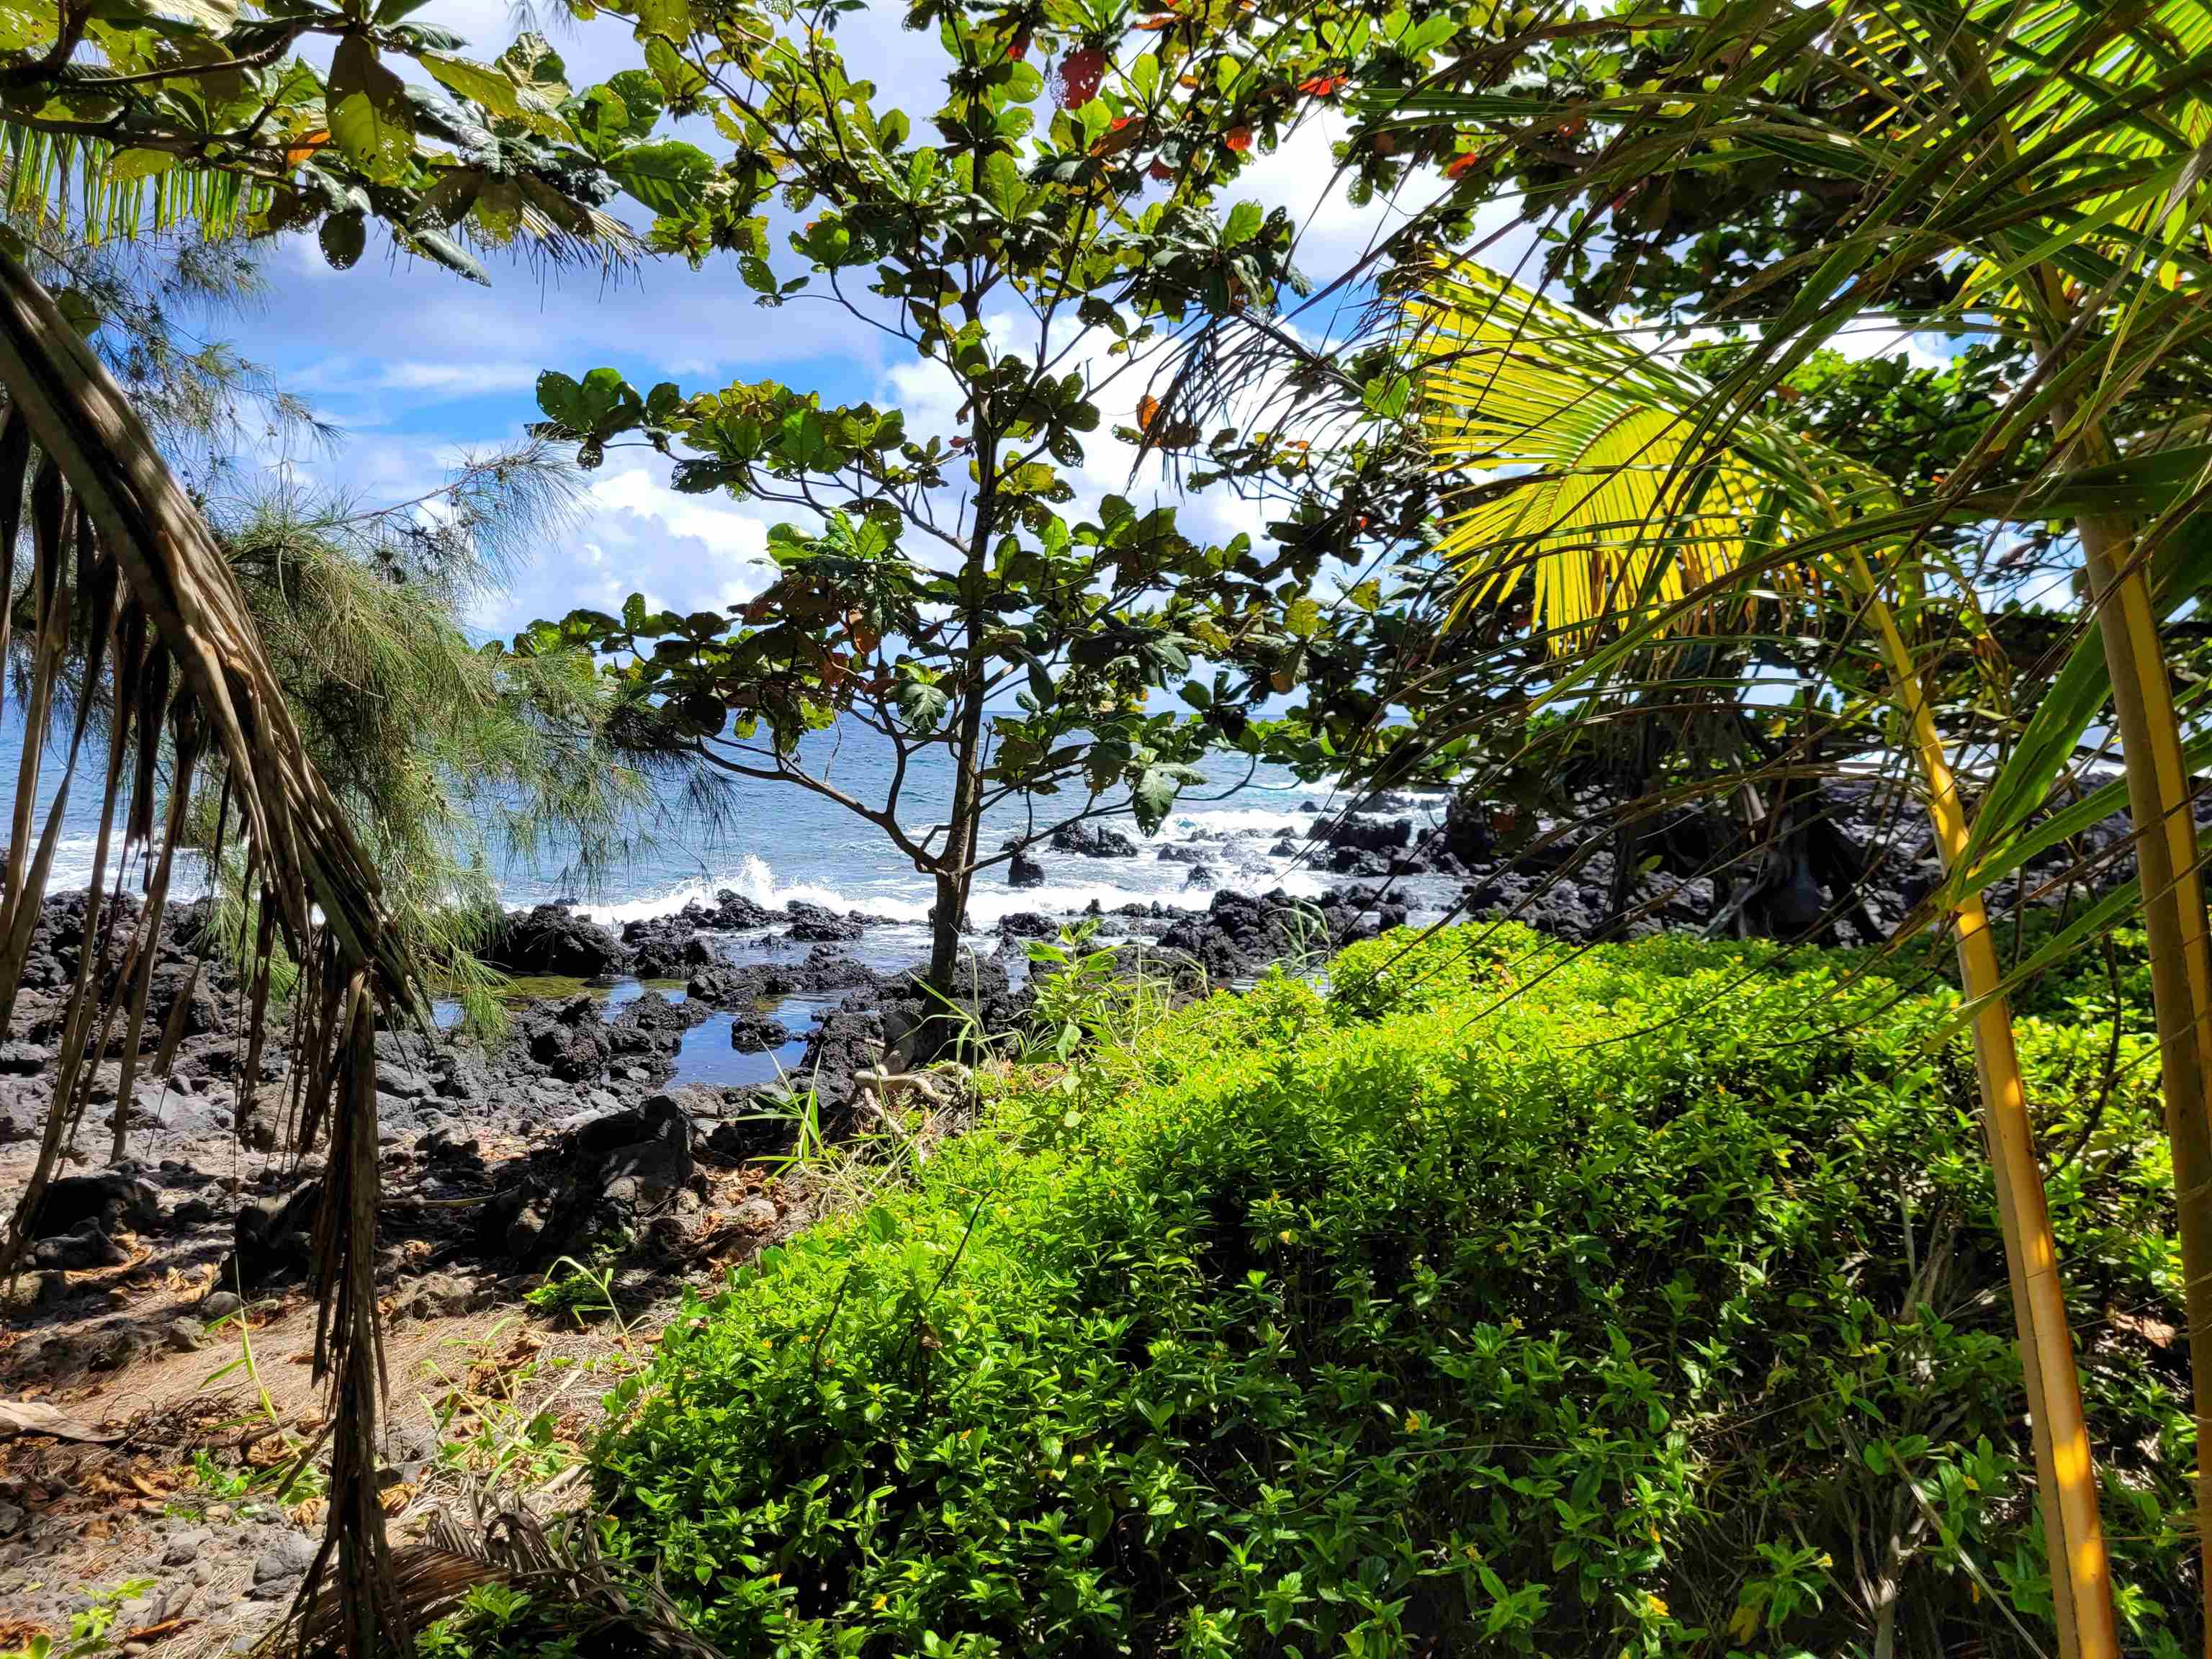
top-left (569, 925), bottom-right (2192, 1658)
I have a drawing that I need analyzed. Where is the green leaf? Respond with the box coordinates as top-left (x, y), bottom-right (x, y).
top-left (1131, 765), bottom-right (1181, 835)
top-left (536, 370), bottom-right (588, 430)
top-left (607, 68), bottom-right (667, 132)
top-left (145, 0), bottom-right (235, 29)
top-left (980, 148), bottom-right (1023, 215)
top-left (634, 0), bottom-right (688, 40)
top-left (1223, 199), bottom-right (1263, 247)
top-left (645, 33), bottom-right (706, 99)
top-left (318, 210), bottom-right (367, 270)
top-left (409, 226), bottom-right (488, 284)
top-left (1285, 597), bottom-right (1321, 638)
top-left (497, 31), bottom-right (570, 98)
top-left (105, 147), bottom-right (175, 181)
top-left (328, 35), bottom-right (415, 184)
top-left (896, 679), bottom-right (949, 732)
top-left (608, 139), bottom-right (714, 215)
top-left (904, 147), bottom-right (938, 200)
top-left (422, 51), bottom-right (570, 138)
top-left (1362, 372), bottom-right (1413, 422)
top-left (579, 366), bottom-right (637, 424)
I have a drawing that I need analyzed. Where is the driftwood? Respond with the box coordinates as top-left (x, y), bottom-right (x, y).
top-left (0, 1398), bottom-right (122, 1442)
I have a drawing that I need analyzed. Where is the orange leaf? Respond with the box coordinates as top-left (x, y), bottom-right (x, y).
top-left (285, 130), bottom-right (328, 168)
top-left (1137, 394), bottom-right (1161, 431)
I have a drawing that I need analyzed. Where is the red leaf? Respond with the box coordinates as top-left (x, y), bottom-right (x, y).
top-left (1057, 48), bottom-right (1105, 108)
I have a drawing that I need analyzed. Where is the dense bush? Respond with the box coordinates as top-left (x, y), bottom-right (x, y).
top-left (552, 927), bottom-right (2192, 1656)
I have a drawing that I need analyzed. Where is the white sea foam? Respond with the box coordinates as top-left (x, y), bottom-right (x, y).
top-left (554, 834), bottom-right (1339, 932)
top-left (565, 856), bottom-right (937, 929)
top-left (37, 836), bottom-right (211, 902)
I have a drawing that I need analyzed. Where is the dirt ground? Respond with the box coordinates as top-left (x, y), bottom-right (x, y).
top-left (0, 1144), bottom-right (816, 1658)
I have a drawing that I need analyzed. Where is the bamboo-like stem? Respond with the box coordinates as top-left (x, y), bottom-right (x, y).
top-left (2071, 516), bottom-right (2212, 1646)
top-left (1939, 24), bottom-right (2212, 1616)
top-left (1853, 552), bottom-right (2118, 1659)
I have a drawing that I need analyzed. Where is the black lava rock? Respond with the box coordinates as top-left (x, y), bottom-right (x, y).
top-left (1050, 822), bottom-right (1139, 858)
top-left (488, 904), bottom-right (628, 978)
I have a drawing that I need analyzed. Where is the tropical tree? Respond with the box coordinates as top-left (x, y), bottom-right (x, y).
top-left (526, 0), bottom-right (1356, 997)
top-left (192, 451), bottom-right (675, 1036)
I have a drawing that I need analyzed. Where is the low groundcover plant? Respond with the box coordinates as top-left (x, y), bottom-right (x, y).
top-left (451, 925), bottom-right (2193, 1658)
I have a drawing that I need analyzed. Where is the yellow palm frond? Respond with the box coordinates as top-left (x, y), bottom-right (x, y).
top-left (1409, 258), bottom-right (1883, 652)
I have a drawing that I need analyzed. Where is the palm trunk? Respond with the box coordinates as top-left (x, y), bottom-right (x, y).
top-left (1967, 60), bottom-right (2212, 1620)
top-left (2072, 518), bottom-right (2212, 1645)
top-left (1856, 555), bottom-right (2118, 1659)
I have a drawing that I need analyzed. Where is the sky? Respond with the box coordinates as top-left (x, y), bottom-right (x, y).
top-left (204, 0), bottom-right (1460, 639)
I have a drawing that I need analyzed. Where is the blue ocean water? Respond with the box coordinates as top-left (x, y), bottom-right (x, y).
top-left (0, 707), bottom-right (1377, 952)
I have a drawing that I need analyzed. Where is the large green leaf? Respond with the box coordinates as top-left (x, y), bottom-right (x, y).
top-left (608, 139), bottom-right (714, 216)
top-left (421, 51), bottom-right (570, 139)
top-left (896, 678), bottom-right (948, 733)
top-left (1130, 765), bottom-right (1179, 835)
top-left (327, 35), bottom-right (415, 185)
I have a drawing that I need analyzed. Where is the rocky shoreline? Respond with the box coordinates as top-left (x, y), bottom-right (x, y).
top-left (0, 769), bottom-right (2152, 1342)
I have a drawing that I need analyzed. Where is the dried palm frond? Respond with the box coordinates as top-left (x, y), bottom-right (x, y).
top-left (1, 128), bottom-right (266, 246)
top-left (282, 1503), bottom-right (727, 1658)
top-left (0, 236), bottom-right (426, 1655)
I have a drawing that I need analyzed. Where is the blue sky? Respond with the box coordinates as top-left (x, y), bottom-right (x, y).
top-left (217, 0), bottom-right (1449, 639)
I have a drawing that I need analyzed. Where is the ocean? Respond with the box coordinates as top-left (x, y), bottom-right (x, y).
top-left (1, 709), bottom-right (1408, 968)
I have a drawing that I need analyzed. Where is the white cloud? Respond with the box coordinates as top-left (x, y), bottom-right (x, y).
top-left (587, 464), bottom-right (778, 571)
top-left (459, 457), bottom-right (781, 631)
top-left (378, 360), bottom-right (544, 397)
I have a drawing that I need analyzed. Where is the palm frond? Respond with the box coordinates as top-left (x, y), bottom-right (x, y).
top-left (1, 127), bottom-right (266, 244)
top-left (1409, 257), bottom-right (1889, 649)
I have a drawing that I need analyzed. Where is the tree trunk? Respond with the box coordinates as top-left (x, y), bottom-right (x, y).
top-left (927, 644), bottom-right (990, 1000)
top-left (928, 438), bottom-right (997, 1001)
top-left (2073, 517), bottom-right (2212, 1645)
top-left (928, 864), bottom-right (968, 994)
top-left (1856, 555), bottom-right (2118, 1659)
